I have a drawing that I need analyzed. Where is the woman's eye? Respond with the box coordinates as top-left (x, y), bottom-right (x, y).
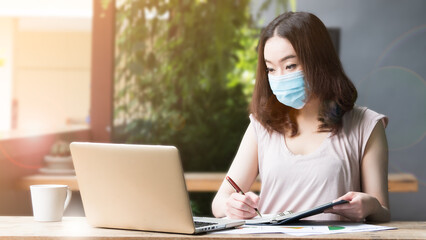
top-left (266, 68), bottom-right (275, 73)
top-left (285, 64), bottom-right (296, 70)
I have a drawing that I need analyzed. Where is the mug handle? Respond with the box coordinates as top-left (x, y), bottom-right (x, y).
top-left (64, 187), bottom-right (72, 211)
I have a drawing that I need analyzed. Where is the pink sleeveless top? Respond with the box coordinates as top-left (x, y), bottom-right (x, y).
top-left (250, 106), bottom-right (388, 220)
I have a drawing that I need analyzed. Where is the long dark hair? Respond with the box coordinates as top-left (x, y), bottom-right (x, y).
top-left (250, 12), bottom-right (357, 136)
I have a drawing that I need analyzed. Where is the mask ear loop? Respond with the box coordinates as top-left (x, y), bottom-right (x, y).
top-left (302, 75), bottom-right (312, 106)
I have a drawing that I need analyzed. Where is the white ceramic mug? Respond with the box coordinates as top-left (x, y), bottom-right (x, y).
top-left (30, 184), bottom-right (72, 222)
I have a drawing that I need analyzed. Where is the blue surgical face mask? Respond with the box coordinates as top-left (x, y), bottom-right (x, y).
top-left (268, 70), bottom-right (306, 109)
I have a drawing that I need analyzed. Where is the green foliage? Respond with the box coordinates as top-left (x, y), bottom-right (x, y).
top-left (49, 140), bottom-right (71, 156)
top-left (114, 0), bottom-right (259, 171)
top-left (256, 0), bottom-right (295, 20)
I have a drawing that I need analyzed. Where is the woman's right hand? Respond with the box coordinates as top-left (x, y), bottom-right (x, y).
top-left (211, 123), bottom-right (259, 218)
top-left (225, 192), bottom-right (260, 219)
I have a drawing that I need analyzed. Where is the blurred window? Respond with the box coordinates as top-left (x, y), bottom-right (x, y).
top-left (0, 0), bottom-right (92, 133)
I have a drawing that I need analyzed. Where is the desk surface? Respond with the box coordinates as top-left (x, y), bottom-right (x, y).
top-left (18, 172), bottom-right (418, 192)
top-left (1, 217), bottom-right (425, 239)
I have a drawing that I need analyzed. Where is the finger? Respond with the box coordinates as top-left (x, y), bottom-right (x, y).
top-left (332, 202), bottom-right (353, 210)
top-left (326, 207), bottom-right (365, 222)
top-left (323, 208), bottom-right (334, 213)
top-left (245, 192), bottom-right (260, 206)
top-left (229, 201), bottom-right (256, 214)
top-left (229, 194), bottom-right (256, 213)
top-left (226, 203), bottom-right (256, 219)
top-left (226, 209), bottom-right (248, 219)
top-left (228, 208), bottom-right (256, 219)
top-left (333, 195), bottom-right (363, 210)
top-left (231, 193), bottom-right (258, 209)
top-left (225, 203), bottom-right (248, 219)
top-left (338, 191), bottom-right (357, 201)
top-left (228, 200), bottom-right (255, 214)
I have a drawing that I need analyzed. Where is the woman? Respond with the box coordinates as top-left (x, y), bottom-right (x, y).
top-left (212, 12), bottom-right (390, 222)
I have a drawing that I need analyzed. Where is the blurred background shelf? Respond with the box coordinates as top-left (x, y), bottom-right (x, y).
top-left (18, 172), bottom-right (418, 193)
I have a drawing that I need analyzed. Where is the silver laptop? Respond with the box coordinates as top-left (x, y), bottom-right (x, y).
top-left (70, 142), bottom-right (244, 234)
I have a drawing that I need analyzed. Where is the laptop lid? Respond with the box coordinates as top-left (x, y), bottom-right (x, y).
top-left (70, 142), bottom-right (198, 234)
top-left (70, 142), bottom-right (244, 234)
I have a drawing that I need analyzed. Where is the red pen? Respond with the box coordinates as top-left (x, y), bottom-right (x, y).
top-left (226, 176), bottom-right (262, 217)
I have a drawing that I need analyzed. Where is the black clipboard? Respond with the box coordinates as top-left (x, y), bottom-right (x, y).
top-left (245, 200), bottom-right (349, 225)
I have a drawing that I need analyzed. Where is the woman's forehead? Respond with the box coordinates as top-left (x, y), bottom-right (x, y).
top-left (264, 36), bottom-right (296, 63)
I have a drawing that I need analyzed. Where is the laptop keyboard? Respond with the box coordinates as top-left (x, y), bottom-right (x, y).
top-left (194, 221), bottom-right (218, 228)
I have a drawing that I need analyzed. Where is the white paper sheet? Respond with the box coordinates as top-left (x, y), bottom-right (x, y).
top-left (210, 223), bottom-right (396, 236)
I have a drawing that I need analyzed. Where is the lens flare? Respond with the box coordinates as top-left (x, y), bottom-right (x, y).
top-left (375, 24), bottom-right (426, 68)
top-left (0, 143), bottom-right (42, 169)
top-left (357, 66), bottom-right (426, 151)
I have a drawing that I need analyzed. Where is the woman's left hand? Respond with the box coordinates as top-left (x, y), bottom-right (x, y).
top-left (324, 191), bottom-right (381, 222)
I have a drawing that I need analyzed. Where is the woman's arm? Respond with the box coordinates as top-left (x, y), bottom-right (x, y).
top-left (360, 120), bottom-right (390, 221)
top-left (211, 122), bottom-right (259, 218)
top-left (326, 121), bottom-right (391, 222)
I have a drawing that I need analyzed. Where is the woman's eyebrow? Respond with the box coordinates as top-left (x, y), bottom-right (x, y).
top-left (264, 55), bottom-right (296, 64)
